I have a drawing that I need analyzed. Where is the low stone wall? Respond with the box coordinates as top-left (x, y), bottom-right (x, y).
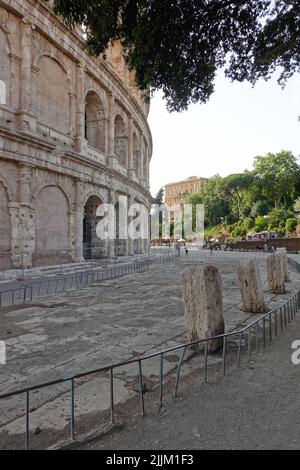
top-left (227, 238), bottom-right (300, 253)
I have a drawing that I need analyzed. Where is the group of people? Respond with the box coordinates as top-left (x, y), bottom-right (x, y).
top-left (256, 244), bottom-right (276, 253)
top-left (174, 241), bottom-right (189, 256)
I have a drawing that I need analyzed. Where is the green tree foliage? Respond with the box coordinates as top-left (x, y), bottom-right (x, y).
top-left (153, 187), bottom-right (164, 205)
top-left (47, 1), bottom-right (300, 112)
top-left (254, 216), bottom-right (268, 232)
top-left (267, 208), bottom-right (291, 229)
top-left (186, 151), bottom-right (300, 238)
top-left (253, 151), bottom-right (300, 208)
top-left (243, 217), bottom-right (255, 232)
top-left (250, 200), bottom-right (270, 218)
top-left (220, 172), bottom-right (254, 219)
top-left (294, 198), bottom-right (300, 213)
top-left (187, 176), bottom-right (228, 227)
top-left (151, 187), bottom-right (165, 239)
top-left (286, 217), bottom-right (298, 233)
top-left (227, 1), bottom-right (300, 88)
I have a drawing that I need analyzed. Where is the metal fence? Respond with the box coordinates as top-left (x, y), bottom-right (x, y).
top-left (182, 249), bottom-right (271, 262)
top-left (0, 253), bottom-right (177, 308)
top-left (0, 288), bottom-right (298, 450)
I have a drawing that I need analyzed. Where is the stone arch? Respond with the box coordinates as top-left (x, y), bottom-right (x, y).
top-left (82, 187), bottom-right (108, 208)
top-left (0, 27), bottom-right (11, 106)
top-left (35, 185), bottom-right (70, 265)
top-left (114, 193), bottom-right (128, 256)
top-left (114, 114), bottom-right (127, 166)
top-left (83, 194), bottom-right (109, 259)
top-left (85, 91), bottom-right (106, 152)
top-left (0, 180), bottom-right (11, 268)
top-left (32, 181), bottom-right (71, 208)
top-left (85, 85), bottom-right (108, 116)
top-left (133, 132), bottom-right (139, 175)
top-left (33, 50), bottom-right (69, 76)
top-left (34, 54), bottom-right (70, 135)
top-left (0, 173), bottom-right (12, 201)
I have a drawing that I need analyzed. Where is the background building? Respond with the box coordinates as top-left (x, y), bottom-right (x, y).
top-left (165, 176), bottom-right (206, 209)
top-left (0, 0), bottom-right (152, 269)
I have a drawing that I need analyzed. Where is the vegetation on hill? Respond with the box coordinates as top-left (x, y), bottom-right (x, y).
top-left (186, 151), bottom-right (300, 240)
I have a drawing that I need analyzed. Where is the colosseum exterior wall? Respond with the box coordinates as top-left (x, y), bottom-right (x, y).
top-left (0, 0), bottom-right (153, 268)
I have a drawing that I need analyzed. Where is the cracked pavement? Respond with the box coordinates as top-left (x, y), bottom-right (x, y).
top-left (0, 257), bottom-right (299, 449)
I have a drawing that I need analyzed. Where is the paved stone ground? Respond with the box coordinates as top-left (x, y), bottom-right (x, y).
top-left (78, 311), bottom-right (300, 451)
top-left (0, 256), bottom-right (299, 449)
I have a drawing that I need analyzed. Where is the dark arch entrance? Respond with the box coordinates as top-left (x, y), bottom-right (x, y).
top-left (83, 195), bottom-right (106, 259)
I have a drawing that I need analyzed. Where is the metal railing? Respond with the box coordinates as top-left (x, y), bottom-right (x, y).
top-left (182, 249), bottom-right (271, 262)
top-left (0, 289), bottom-right (299, 450)
top-left (0, 253), bottom-right (177, 308)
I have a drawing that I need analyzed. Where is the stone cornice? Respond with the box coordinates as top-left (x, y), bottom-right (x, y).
top-left (0, 127), bottom-right (151, 202)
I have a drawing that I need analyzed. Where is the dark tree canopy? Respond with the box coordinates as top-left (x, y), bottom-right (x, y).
top-left (48, 0), bottom-right (300, 111)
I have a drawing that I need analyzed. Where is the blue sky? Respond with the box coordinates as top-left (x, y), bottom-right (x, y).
top-left (148, 70), bottom-right (300, 196)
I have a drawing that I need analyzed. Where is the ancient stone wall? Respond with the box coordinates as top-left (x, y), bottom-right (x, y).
top-left (0, 0), bottom-right (152, 268)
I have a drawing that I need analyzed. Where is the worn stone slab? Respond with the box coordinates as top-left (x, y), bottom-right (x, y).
top-left (237, 260), bottom-right (266, 313)
top-left (277, 248), bottom-right (289, 282)
top-left (267, 254), bottom-right (285, 294)
top-left (182, 265), bottom-right (224, 352)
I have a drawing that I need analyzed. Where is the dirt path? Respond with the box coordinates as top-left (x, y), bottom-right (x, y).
top-left (78, 313), bottom-right (300, 450)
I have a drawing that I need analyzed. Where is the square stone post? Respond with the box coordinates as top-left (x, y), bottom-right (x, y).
top-left (75, 180), bottom-right (84, 262)
top-left (181, 265), bottom-right (224, 352)
top-left (128, 116), bottom-right (135, 179)
top-left (17, 19), bottom-right (36, 133)
top-left (277, 248), bottom-right (289, 282)
top-left (267, 253), bottom-right (285, 294)
top-left (75, 63), bottom-right (86, 154)
top-left (238, 260), bottom-right (266, 313)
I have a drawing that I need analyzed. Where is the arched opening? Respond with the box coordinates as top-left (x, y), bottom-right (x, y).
top-left (114, 200), bottom-right (127, 256)
top-left (114, 115), bottom-right (127, 165)
top-left (83, 195), bottom-right (108, 259)
top-left (85, 91), bottom-right (105, 152)
top-left (133, 133), bottom-right (139, 175)
top-left (35, 186), bottom-right (70, 266)
top-left (0, 181), bottom-right (11, 269)
top-left (35, 56), bottom-right (70, 135)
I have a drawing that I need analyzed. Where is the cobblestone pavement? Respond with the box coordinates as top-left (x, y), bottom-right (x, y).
top-left (0, 257), bottom-right (299, 449)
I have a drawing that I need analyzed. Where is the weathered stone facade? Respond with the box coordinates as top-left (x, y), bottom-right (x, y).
top-left (0, 0), bottom-right (152, 268)
top-left (165, 176), bottom-right (206, 208)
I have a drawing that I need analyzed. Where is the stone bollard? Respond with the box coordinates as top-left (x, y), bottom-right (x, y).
top-left (267, 253), bottom-right (285, 294)
top-left (277, 248), bottom-right (289, 282)
top-left (181, 265), bottom-right (224, 352)
top-left (237, 260), bottom-right (266, 313)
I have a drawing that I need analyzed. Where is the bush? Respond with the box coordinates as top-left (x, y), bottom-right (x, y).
top-left (271, 227), bottom-right (286, 238)
top-left (250, 200), bottom-right (270, 218)
top-left (231, 227), bottom-right (246, 238)
top-left (243, 217), bottom-right (255, 232)
top-left (254, 216), bottom-right (268, 232)
top-left (286, 218), bottom-right (297, 233)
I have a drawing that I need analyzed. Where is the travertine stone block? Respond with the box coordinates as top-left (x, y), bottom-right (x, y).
top-left (267, 253), bottom-right (285, 294)
top-left (182, 265), bottom-right (224, 352)
top-left (277, 248), bottom-right (289, 282)
top-left (238, 260), bottom-right (266, 313)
